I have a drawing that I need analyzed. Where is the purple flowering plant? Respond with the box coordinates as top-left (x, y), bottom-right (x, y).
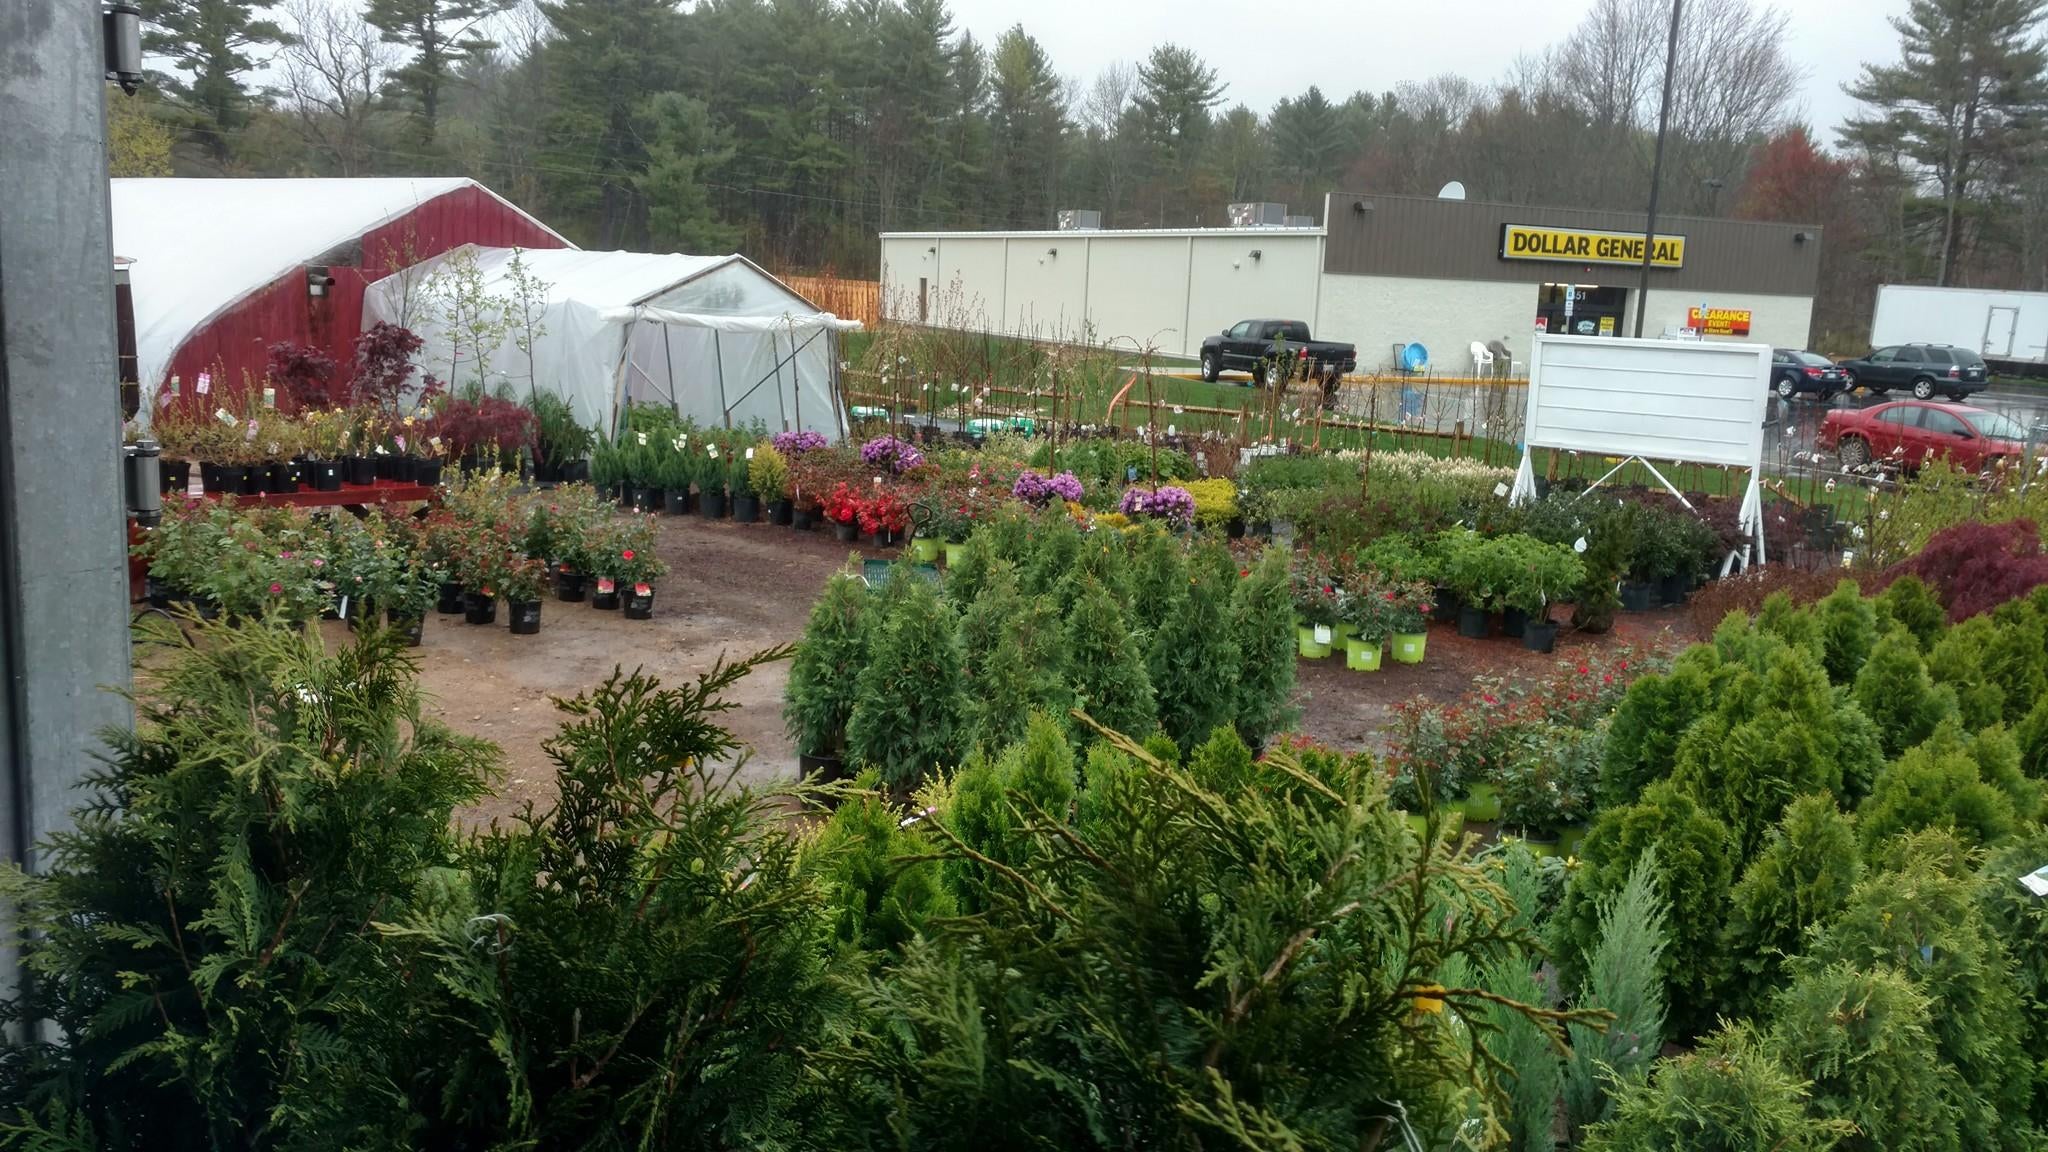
top-left (1012, 469), bottom-right (1085, 506)
top-left (1120, 485), bottom-right (1196, 529)
top-left (772, 429), bottom-right (829, 456)
top-left (859, 435), bottom-right (925, 473)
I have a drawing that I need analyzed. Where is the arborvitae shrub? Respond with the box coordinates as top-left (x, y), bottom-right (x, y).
top-left (1060, 525), bottom-right (1133, 612)
top-left (1813, 579), bottom-right (1876, 684)
top-left (1757, 589), bottom-right (1825, 663)
top-left (1581, 1022), bottom-right (1850, 1152)
top-left (1127, 524), bottom-right (1189, 634)
top-left (1983, 597), bottom-right (2048, 723)
top-left (1599, 646), bottom-right (1718, 806)
top-left (958, 568), bottom-right (1070, 751)
top-left (1228, 544), bottom-right (1298, 747)
top-left (1853, 625), bottom-right (1959, 757)
top-left (845, 572), bottom-right (968, 790)
top-left (1019, 509), bottom-right (1083, 599)
top-left (809, 769), bottom-right (955, 954)
top-left (783, 569), bottom-right (871, 757)
top-left (1147, 541), bottom-right (1241, 753)
top-left (1722, 793), bottom-right (1862, 1018)
top-left (942, 529), bottom-right (1002, 609)
top-left (1978, 826), bottom-right (2048, 1130)
top-left (1875, 572), bottom-right (1947, 651)
top-left (1769, 961), bottom-right (1964, 1152)
top-left (1927, 615), bottom-right (2008, 730)
top-left (1065, 574), bottom-right (1157, 740)
top-left (1858, 718), bottom-right (2019, 851)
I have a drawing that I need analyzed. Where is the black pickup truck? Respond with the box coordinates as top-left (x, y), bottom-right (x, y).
top-left (1199, 319), bottom-right (1358, 386)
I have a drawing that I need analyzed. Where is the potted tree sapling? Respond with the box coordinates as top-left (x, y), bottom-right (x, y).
top-left (1502, 536), bottom-right (1584, 654)
top-left (658, 436), bottom-right (692, 515)
top-left (1443, 532), bottom-right (1507, 639)
top-left (502, 555), bottom-right (548, 635)
top-left (1385, 579), bottom-right (1433, 664)
top-left (751, 443), bottom-right (792, 525)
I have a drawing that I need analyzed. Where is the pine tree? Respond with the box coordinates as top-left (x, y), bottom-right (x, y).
top-left (140, 0), bottom-right (292, 166)
top-left (364, 0), bottom-right (511, 143)
top-left (539, 0), bottom-right (686, 245)
top-left (1148, 541), bottom-right (1240, 754)
top-left (1229, 544), bottom-right (1297, 746)
top-left (1131, 44), bottom-right (1224, 222)
top-left (845, 572), bottom-right (969, 790)
top-left (1842, 0), bottom-right (2048, 284)
top-left (1064, 575), bottom-right (1156, 740)
top-left (634, 92), bottom-right (740, 252)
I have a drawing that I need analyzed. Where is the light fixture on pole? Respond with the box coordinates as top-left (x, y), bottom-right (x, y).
top-left (103, 2), bottom-right (143, 94)
top-left (1633, 0), bottom-right (1682, 339)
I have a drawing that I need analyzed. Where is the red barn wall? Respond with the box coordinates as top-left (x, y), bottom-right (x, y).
top-left (160, 184), bottom-right (567, 405)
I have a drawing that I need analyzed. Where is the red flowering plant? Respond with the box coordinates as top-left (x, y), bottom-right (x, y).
top-left (858, 488), bottom-right (909, 535)
top-left (822, 482), bottom-right (863, 526)
top-left (1289, 553), bottom-right (1344, 627)
top-left (598, 515), bottom-right (667, 590)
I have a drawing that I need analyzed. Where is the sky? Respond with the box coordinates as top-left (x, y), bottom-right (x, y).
top-left (944, 0), bottom-right (1903, 150)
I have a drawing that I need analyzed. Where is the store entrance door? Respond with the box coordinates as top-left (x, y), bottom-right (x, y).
top-left (1536, 283), bottom-right (1628, 337)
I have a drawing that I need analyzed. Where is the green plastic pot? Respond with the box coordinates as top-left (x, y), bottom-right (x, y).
top-left (1458, 782), bottom-right (1502, 822)
top-left (1557, 822), bottom-right (1592, 858)
top-left (942, 541), bottom-right (967, 567)
top-left (1296, 623), bottom-right (1333, 659)
top-left (1336, 620), bottom-right (1360, 645)
top-left (1344, 637), bottom-right (1383, 671)
top-left (1390, 630), bottom-right (1428, 664)
top-left (910, 537), bottom-right (941, 563)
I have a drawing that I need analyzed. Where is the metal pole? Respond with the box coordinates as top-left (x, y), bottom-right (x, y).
top-left (1634, 0), bottom-right (1683, 338)
top-left (0, 0), bottom-right (135, 1002)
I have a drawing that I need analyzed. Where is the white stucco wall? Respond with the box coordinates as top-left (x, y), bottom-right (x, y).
top-left (1186, 235), bottom-right (1324, 352)
top-left (1640, 289), bottom-right (1816, 350)
top-left (1315, 273), bottom-right (1538, 374)
top-left (1086, 237), bottom-right (1194, 353)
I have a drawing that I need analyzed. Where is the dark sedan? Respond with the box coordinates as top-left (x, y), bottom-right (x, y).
top-left (1837, 343), bottom-right (1989, 401)
top-left (1770, 348), bottom-right (1848, 400)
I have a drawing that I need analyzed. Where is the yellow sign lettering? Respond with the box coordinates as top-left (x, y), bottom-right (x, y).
top-left (1500, 224), bottom-right (1686, 269)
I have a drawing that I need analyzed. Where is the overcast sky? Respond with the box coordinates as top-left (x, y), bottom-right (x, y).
top-left (946, 0), bottom-right (1901, 150)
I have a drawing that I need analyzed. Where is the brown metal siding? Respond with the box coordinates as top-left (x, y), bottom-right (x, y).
top-left (1323, 192), bottom-right (1820, 296)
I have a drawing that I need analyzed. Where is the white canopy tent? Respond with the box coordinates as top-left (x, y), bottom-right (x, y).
top-left (362, 245), bottom-right (860, 438)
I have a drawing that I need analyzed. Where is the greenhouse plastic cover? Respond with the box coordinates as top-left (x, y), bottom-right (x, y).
top-left (109, 177), bottom-right (534, 391)
top-left (362, 246), bottom-right (859, 437)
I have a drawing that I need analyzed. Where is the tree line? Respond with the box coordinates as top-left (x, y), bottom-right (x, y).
top-left (122, 0), bottom-right (2048, 348)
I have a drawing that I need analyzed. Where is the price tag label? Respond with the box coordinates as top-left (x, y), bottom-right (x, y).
top-left (633, 582), bottom-right (651, 596)
top-left (195, 373), bottom-right (211, 395)
top-left (1494, 482), bottom-right (1510, 498)
top-left (596, 578), bottom-right (615, 594)
top-left (744, 447), bottom-right (754, 459)
top-left (636, 431), bottom-right (648, 445)
top-left (1573, 536), bottom-right (1588, 553)
top-left (1313, 624), bottom-right (1333, 646)
top-left (168, 375), bottom-right (181, 395)
top-left (262, 386), bottom-right (276, 409)
top-left (214, 407), bottom-right (236, 426)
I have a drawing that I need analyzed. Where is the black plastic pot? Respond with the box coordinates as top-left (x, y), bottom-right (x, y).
top-left (1226, 517), bottom-right (1246, 539)
top-left (1660, 572), bottom-right (1692, 606)
top-left (462, 590), bottom-right (497, 625)
top-left (1433, 586), bottom-right (1461, 624)
top-left (508, 599), bottom-right (542, 635)
top-left (1249, 521), bottom-right (1273, 538)
top-left (591, 579), bottom-right (621, 610)
top-left (1523, 620), bottom-right (1559, 653)
top-left (554, 566), bottom-right (586, 602)
top-left (564, 459), bottom-right (590, 483)
top-left (1620, 582), bottom-right (1657, 612)
top-left (799, 752), bottom-right (844, 783)
top-left (160, 459), bottom-right (191, 496)
top-left (143, 576), bottom-right (176, 610)
top-left (624, 585), bottom-right (654, 620)
top-left (792, 505), bottom-right (816, 530)
top-left (700, 490), bottom-right (727, 519)
top-left (374, 454), bottom-right (395, 481)
top-left (415, 459), bottom-right (444, 487)
top-left (629, 486), bottom-right (658, 513)
top-left (833, 520), bottom-right (858, 542)
top-left (1501, 607), bottom-right (1528, 638)
top-left (437, 581), bottom-right (465, 615)
top-left (1456, 604), bottom-right (1493, 639)
top-left (879, 528), bottom-right (901, 548)
top-left (199, 461), bottom-right (224, 493)
top-left (732, 494), bottom-right (760, 523)
top-left (390, 455), bottom-right (419, 483)
top-left (769, 498), bottom-right (793, 525)
top-left (346, 456), bottom-right (376, 485)
top-left (271, 460), bottom-right (298, 494)
top-left (663, 490), bottom-right (690, 515)
top-left (387, 612), bottom-right (425, 647)
top-left (313, 460), bottom-right (343, 491)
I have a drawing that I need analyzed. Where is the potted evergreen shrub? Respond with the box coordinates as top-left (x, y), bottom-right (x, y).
top-left (658, 439), bottom-right (692, 515)
top-left (1386, 579), bottom-right (1432, 664)
top-left (503, 555), bottom-right (547, 635)
top-left (751, 444), bottom-right (792, 525)
top-left (698, 445), bottom-right (728, 519)
top-left (1502, 535), bottom-right (1585, 654)
top-left (783, 571), bottom-right (869, 781)
top-left (729, 450), bottom-right (760, 523)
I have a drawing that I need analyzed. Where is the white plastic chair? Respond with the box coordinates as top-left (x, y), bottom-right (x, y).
top-left (1469, 341), bottom-right (1494, 376)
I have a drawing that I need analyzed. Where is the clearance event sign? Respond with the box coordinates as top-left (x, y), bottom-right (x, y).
top-left (1500, 224), bottom-right (1686, 269)
top-left (1688, 306), bottom-right (1752, 336)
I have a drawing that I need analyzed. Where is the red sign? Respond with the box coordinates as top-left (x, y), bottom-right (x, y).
top-left (1534, 316), bottom-right (1549, 332)
top-left (1687, 306), bottom-right (1752, 337)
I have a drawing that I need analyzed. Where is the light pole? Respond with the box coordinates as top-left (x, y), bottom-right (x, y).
top-left (1705, 177), bottom-right (1725, 216)
top-left (1633, 0), bottom-right (1683, 338)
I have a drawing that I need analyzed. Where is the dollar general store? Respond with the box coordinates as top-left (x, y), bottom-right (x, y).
top-left (880, 192), bottom-right (1820, 374)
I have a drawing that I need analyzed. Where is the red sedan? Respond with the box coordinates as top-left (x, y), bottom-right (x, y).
top-left (1818, 401), bottom-right (2030, 472)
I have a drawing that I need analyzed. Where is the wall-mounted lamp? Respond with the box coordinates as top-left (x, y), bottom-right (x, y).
top-left (103, 2), bottom-right (143, 94)
top-left (306, 266), bottom-right (336, 298)
top-left (1352, 199), bottom-right (1373, 214)
top-left (1046, 247), bottom-right (1058, 258)
top-left (1793, 231), bottom-right (1811, 244)
top-left (1248, 249), bottom-right (1263, 262)
top-left (926, 245), bottom-right (936, 255)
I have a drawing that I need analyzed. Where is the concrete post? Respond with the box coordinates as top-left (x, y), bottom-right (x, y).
top-left (0, 0), bottom-right (136, 992)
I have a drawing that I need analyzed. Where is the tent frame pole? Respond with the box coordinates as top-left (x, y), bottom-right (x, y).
top-left (713, 331), bottom-right (730, 430)
top-left (661, 321), bottom-right (680, 418)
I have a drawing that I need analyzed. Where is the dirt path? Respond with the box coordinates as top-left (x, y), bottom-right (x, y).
top-left (401, 513), bottom-right (1698, 825)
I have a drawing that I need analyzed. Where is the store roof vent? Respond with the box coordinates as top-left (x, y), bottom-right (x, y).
top-left (1057, 209), bottom-right (1102, 231)
top-left (1437, 181), bottom-right (1468, 201)
top-left (1228, 202), bottom-right (1288, 228)
top-left (1283, 214), bottom-right (1316, 227)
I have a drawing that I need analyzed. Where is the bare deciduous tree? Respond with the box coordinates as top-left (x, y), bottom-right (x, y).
top-left (277, 0), bottom-right (396, 175)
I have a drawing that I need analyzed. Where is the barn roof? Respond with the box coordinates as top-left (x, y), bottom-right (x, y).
top-left (110, 177), bottom-right (569, 391)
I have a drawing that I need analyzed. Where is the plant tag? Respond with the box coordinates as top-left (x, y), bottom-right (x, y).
top-left (195, 372), bottom-right (211, 394)
top-left (214, 407), bottom-right (236, 426)
top-left (744, 447), bottom-right (754, 459)
top-left (1494, 482), bottom-right (1509, 498)
top-left (633, 582), bottom-right (650, 596)
top-left (262, 386), bottom-right (276, 409)
top-left (428, 436), bottom-right (442, 450)
top-left (636, 431), bottom-right (647, 445)
top-left (1173, 405), bottom-right (1184, 415)
top-left (1166, 424), bottom-right (1177, 436)
top-left (338, 595), bottom-right (349, 619)
top-left (1573, 536), bottom-right (1588, 553)
top-left (708, 444), bottom-right (719, 458)
top-left (1842, 550), bottom-right (1855, 568)
top-left (168, 375), bottom-right (181, 395)
top-left (186, 471), bottom-right (203, 497)
top-left (872, 476), bottom-right (883, 487)
top-left (597, 578), bottom-right (615, 594)
top-left (1313, 624), bottom-right (1333, 645)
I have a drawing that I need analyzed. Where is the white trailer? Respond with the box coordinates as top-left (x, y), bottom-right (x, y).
top-left (1871, 284), bottom-right (2048, 374)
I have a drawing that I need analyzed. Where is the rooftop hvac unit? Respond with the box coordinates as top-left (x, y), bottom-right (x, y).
top-left (1283, 214), bottom-right (1316, 227)
top-left (1227, 202), bottom-right (1288, 228)
top-left (1057, 209), bottom-right (1102, 231)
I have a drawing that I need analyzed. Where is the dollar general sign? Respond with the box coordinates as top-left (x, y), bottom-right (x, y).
top-left (1499, 224), bottom-right (1686, 269)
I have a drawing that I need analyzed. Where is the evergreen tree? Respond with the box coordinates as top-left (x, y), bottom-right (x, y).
top-left (1148, 541), bottom-right (1240, 754)
top-left (1842, 0), bottom-right (2048, 284)
top-left (1268, 85), bottom-right (1344, 205)
top-left (1769, 962), bottom-right (1964, 1152)
top-left (845, 572), bottom-right (969, 790)
top-left (1581, 1023), bottom-right (1852, 1152)
top-left (1927, 615), bottom-right (2008, 730)
top-left (141, 0), bottom-right (292, 166)
top-left (783, 570), bottom-right (870, 759)
top-left (987, 25), bottom-right (1066, 229)
top-left (364, 0), bottom-right (511, 143)
top-left (958, 569), bottom-right (1071, 751)
top-left (1565, 848), bottom-right (1669, 1140)
top-left (1064, 575), bottom-right (1156, 740)
top-left (1875, 573), bottom-right (1948, 651)
top-left (1858, 717), bottom-right (2024, 850)
top-left (1853, 625), bottom-right (1960, 756)
top-left (1813, 579), bottom-right (1877, 684)
top-left (1722, 794), bottom-right (1862, 1017)
top-left (538, 0), bottom-right (685, 245)
top-left (1127, 524), bottom-right (1188, 634)
top-left (1599, 646), bottom-right (1718, 806)
top-left (1131, 44), bottom-right (1224, 221)
top-left (1229, 544), bottom-right (1297, 746)
top-left (635, 92), bottom-right (740, 252)
top-left (809, 769), bottom-right (955, 955)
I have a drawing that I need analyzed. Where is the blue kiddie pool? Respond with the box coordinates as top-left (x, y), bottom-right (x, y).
top-left (1400, 342), bottom-right (1428, 372)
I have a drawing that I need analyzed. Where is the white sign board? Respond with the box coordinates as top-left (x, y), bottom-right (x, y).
top-left (1520, 334), bottom-right (1769, 469)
